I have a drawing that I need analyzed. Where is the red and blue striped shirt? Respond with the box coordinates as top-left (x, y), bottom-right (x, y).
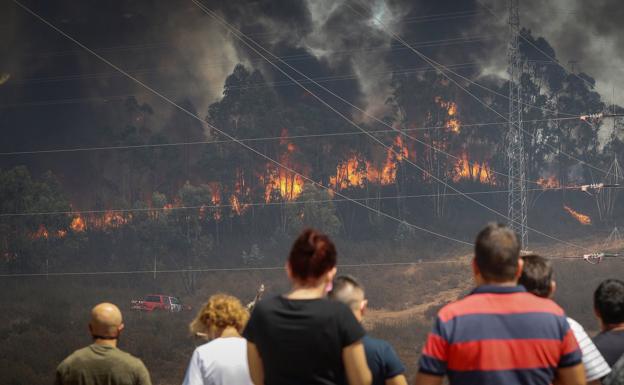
top-left (419, 285), bottom-right (582, 385)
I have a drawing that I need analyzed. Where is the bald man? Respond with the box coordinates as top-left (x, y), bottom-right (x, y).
top-left (329, 275), bottom-right (408, 385)
top-left (55, 303), bottom-right (152, 385)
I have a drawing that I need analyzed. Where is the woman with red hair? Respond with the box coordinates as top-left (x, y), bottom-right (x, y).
top-left (243, 229), bottom-right (371, 385)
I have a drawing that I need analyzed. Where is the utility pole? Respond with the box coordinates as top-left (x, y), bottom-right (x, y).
top-left (507, 0), bottom-right (528, 248)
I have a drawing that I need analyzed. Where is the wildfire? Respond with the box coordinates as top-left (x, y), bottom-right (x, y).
top-left (453, 153), bottom-right (494, 184)
top-left (563, 205), bottom-right (591, 225)
top-left (31, 225), bottom-right (68, 240)
top-left (33, 224), bottom-right (49, 239)
top-left (93, 211), bottom-right (129, 229)
top-left (229, 195), bottom-right (249, 216)
top-left (537, 176), bottom-right (560, 189)
top-left (264, 168), bottom-right (305, 202)
top-left (264, 129), bottom-right (306, 201)
top-left (70, 216), bottom-right (86, 232)
top-left (435, 96), bottom-right (461, 133)
top-left (330, 155), bottom-right (367, 190)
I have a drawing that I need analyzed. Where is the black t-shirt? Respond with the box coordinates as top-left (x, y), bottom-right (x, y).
top-left (243, 295), bottom-right (366, 385)
top-left (594, 329), bottom-right (624, 367)
top-left (363, 335), bottom-right (405, 385)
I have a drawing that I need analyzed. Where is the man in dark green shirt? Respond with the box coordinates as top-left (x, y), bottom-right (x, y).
top-left (55, 302), bottom-right (152, 385)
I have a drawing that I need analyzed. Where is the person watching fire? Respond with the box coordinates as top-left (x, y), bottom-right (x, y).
top-left (592, 279), bottom-right (624, 367)
top-left (518, 254), bottom-right (611, 384)
top-left (415, 223), bottom-right (585, 385)
top-left (55, 303), bottom-right (152, 385)
top-left (243, 228), bottom-right (372, 385)
top-left (183, 294), bottom-right (253, 385)
top-left (329, 274), bottom-right (408, 385)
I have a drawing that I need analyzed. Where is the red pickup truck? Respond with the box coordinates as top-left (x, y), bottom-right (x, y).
top-left (131, 294), bottom-right (191, 313)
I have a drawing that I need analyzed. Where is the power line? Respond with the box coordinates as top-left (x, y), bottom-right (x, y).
top-left (9, 35), bottom-right (495, 86)
top-left (12, 10), bottom-right (490, 59)
top-left (0, 116), bottom-right (582, 156)
top-left (193, 0), bottom-right (589, 252)
top-left (0, 253), bottom-right (611, 278)
top-left (476, 1), bottom-right (597, 90)
top-left (346, 0), bottom-right (612, 183)
top-left (11, 0), bottom-right (472, 247)
top-left (1, 185), bottom-right (607, 218)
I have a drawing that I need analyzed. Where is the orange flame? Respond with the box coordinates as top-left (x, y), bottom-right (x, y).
top-left (264, 169), bottom-right (305, 202)
top-left (453, 153), bottom-right (494, 184)
top-left (264, 129), bottom-right (305, 201)
top-left (330, 136), bottom-right (410, 190)
top-left (70, 216), bottom-right (86, 232)
top-left (564, 205), bottom-right (591, 225)
top-left (537, 176), bottom-right (560, 189)
top-left (33, 224), bottom-right (49, 239)
top-left (435, 96), bottom-right (461, 133)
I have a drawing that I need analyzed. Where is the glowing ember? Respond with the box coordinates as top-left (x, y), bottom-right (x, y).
top-left (57, 229), bottom-right (67, 238)
top-left (537, 176), bottom-right (560, 189)
top-left (564, 205), bottom-right (591, 225)
top-left (70, 216), bottom-right (86, 232)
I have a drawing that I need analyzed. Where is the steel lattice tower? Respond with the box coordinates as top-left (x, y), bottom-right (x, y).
top-left (507, 0), bottom-right (528, 248)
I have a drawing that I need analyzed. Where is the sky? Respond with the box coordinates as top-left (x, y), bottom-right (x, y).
top-left (1, 0), bottom-right (623, 159)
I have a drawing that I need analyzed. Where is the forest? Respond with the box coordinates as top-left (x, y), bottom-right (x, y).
top-left (2, 28), bottom-right (623, 280)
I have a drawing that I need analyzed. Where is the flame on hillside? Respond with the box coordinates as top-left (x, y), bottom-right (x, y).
top-left (537, 176), bottom-right (560, 189)
top-left (563, 205), bottom-right (591, 225)
top-left (71, 216), bottom-right (86, 232)
top-left (330, 136), bottom-right (410, 190)
top-left (263, 129), bottom-right (305, 201)
top-left (31, 225), bottom-right (68, 240)
top-left (33, 224), bottom-right (49, 239)
top-left (435, 96), bottom-right (461, 133)
top-left (453, 153), bottom-right (494, 184)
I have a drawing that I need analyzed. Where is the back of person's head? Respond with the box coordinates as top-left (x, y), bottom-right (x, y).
top-left (518, 254), bottom-right (553, 298)
top-left (90, 302), bottom-right (124, 338)
top-left (288, 228), bottom-right (337, 282)
top-left (190, 294), bottom-right (249, 338)
top-left (328, 275), bottom-right (365, 311)
top-left (474, 223), bottom-right (521, 282)
top-left (594, 279), bottom-right (624, 325)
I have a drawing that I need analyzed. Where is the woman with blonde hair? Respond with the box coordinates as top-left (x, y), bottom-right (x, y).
top-left (182, 294), bottom-right (253, 385)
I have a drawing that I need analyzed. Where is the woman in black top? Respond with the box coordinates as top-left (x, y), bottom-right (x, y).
top-left (243, 229), bottom-right (372, 385)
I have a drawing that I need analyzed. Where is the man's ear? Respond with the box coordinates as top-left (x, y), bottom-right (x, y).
top-left (118, 323), bottom-right (125, 333)
top-left (550, 280), bottom-right (557, 298)
top-left (360, 299), bottom-right (368, 316)
top-left (326, 267), bottom-right (337, 282)
top-left (514, 258), bottom-right (524, 280)
top-left (472, 258), bottom-right (481, 283)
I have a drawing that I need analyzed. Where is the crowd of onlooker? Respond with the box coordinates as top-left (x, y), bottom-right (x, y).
top-left (53, 224), bottom-right (624, 385)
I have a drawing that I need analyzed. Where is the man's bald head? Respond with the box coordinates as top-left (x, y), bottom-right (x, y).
top-left (328, 275), bottom-right (367, 321)
top-left (89, 303), bottom-right (124, 339)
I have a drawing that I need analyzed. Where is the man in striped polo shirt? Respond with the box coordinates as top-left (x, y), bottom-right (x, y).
top-left (519, 254), bottom-right (611, 384)
top-left (415, 223), bottom-right (586, 385)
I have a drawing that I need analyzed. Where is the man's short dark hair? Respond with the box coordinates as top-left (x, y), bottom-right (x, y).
top-left (328, 275), bottom-right (364, 310)
top-left (474, 223), bottom-right (521, 282)
top-left (518, 255), bottom-right (553, 297)
top-left (594, 279), bottom-right (624, 324)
